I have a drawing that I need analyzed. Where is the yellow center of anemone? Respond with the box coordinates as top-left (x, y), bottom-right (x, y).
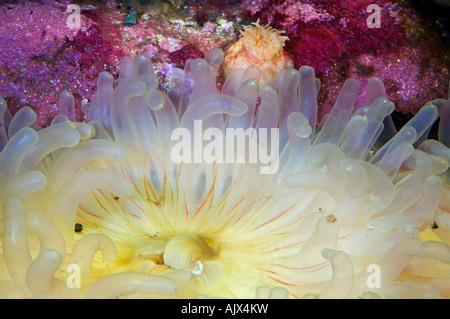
top-left (77, 175), bottom-right (273, 298)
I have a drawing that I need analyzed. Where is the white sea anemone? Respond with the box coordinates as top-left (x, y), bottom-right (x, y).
top-left (0, 48), bottom-right (449, 299)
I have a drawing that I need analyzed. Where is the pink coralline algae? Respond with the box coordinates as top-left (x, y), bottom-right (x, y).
top-left (168, 44), bottom-right (205, 69)
top-left (0, 1), bottom-right (125, 126)
top-left (0, 0), bottom-right (448, 127)
top-left (243, 0), bottom-right (449, 119)
top-left (0, 0), bottom-right (236, 126)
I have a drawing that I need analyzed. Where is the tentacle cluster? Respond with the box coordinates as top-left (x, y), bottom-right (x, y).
top-left (0, 48), bottom-right (449, 298)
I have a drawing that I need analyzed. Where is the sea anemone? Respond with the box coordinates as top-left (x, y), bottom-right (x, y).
top-left (222, 20), bottom-right (294, 86)
top-left (0, 48), bottom-right (449, 299)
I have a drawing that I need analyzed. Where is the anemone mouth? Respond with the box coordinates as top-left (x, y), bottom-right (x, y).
top-left (0, 48), bottom-right (449, 299)
top-left (163, 234), bottom-right (216, 270)
top-left (72, 158), bottom-right (322, 298)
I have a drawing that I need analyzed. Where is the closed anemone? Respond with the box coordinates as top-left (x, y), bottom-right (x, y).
top-left (0, 48), bottom-right (449, 299)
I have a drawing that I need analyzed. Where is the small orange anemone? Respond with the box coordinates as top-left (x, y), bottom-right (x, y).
top-left (223, 20), bottom-right (294, 85)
